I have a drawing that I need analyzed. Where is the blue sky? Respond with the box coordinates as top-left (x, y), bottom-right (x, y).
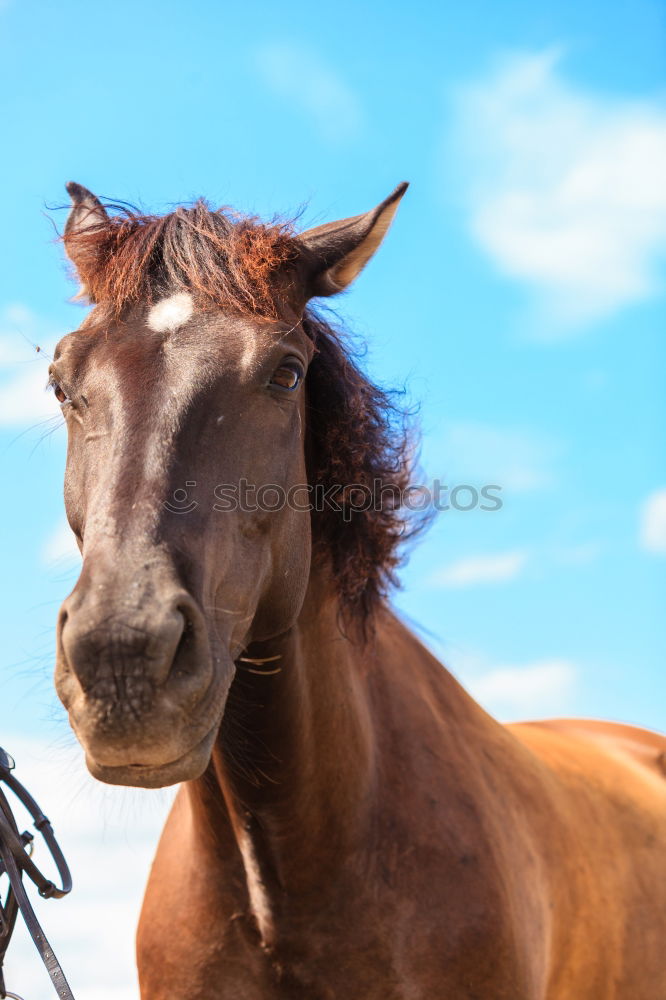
top-left (0, 1), bottom-right (664, 995)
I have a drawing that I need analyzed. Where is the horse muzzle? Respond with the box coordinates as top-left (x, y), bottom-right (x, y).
top-left (55, 567), bottom-right (233, 787)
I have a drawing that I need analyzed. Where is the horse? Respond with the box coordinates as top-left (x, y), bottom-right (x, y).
top-left (51, 180), bottom-right (665, 999)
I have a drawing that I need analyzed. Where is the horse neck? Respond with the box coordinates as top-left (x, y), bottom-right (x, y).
top-left (194, 569), bottom-right (379, 894)
top-left (186, 571), bottom-right (511, 947)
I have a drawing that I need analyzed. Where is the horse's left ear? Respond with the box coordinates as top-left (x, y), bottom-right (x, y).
top-left (297, 182), bottom-right (408, 298)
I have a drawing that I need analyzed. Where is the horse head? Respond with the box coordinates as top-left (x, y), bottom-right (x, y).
top-left (53, 181), bottom-right (408, 787)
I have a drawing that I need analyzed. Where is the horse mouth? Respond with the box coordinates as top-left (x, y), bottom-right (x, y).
top-left (84, 723), bottom-right (219, 788)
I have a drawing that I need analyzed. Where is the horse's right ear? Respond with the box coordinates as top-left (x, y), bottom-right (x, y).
top-left (297, 182), bottom-right (408, 299)
top-left (63, 182), bottom-right (108, 287)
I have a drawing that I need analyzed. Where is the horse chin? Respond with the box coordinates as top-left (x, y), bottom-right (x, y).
top-left (84, 723), bottom-right (219, 788)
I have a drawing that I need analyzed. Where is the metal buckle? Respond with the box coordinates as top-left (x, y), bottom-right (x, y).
top-left (0, 752), bottom-right (15, 776)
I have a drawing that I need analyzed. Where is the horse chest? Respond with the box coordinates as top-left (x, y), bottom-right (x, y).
top-left (139, 832), bottom-right (537, 1000)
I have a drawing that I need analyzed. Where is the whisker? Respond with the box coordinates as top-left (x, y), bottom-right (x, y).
top-left (205, 606), bottom-right (253, 622)
top-left (237, 655), bottom-right (282, 665)
top-left (8, 324), bottom-right (54, 362)
top-left (4, 414), bottom-right (62, 457)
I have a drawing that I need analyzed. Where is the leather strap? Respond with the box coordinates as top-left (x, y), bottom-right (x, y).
top-left (0, 749), bottom-right (76, 1000)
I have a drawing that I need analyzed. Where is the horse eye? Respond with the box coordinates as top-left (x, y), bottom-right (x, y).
top-left (269, 360), bottom-right (304, 391)
top-left (52, 383), bottom-right (69, 404)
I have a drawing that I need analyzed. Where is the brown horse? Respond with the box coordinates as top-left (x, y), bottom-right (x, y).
top-left (52, 181), bottom-right (665, 999)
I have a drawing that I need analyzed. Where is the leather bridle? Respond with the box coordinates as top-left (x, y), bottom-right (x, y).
top-left (0, 748), bottom-right (76, 1000)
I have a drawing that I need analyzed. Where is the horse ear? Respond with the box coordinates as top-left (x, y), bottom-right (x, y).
top-left (297, 182), bottom-right (408, 298)
top-left (63, 182), bottom-right (109, 284)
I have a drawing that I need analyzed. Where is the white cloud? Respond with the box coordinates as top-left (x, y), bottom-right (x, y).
top-left (0, 365), bottom-right (60, 426)
top-left (432, 421), bottom-right (561, 493)
top-left (0, 304), bottom-right (61, 427)
top-left (254, 43), bottom-right (363, 143)
top-left (639, 488), bottom-right (666, 554)
top-left (552, 541), bottom-right (602, 567)
top-left (429, 536), bottom-right (602, 590)
top-left (431, 549), bottom-right (528, 587)
top-left (43, 520), bottom-right (81, 566)
top-left (465, 658), bottom-right (576, 720)
top-left (1, 735), bottom-right (176, 1000)
top-left (453, 49), bottom-right (666, 332)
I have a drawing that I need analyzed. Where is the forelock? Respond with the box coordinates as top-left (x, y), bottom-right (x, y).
top-left (63, 200), bottom-right (301, 319)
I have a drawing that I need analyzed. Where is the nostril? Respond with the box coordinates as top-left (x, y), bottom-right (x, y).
top-left (166, 594), bottom-right (207, 684)
top-left (57, 606), bottom-right (69, 637)
top-left (57, 606), bottom-right (74, 672)
top-left (172, 608), bottom-right (197, 677)
top-left (173, 594), bottom-right (202, 636)
top-left (177, 608), bottom-right (194, 634)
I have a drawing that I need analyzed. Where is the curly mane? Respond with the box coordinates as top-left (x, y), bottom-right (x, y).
top-left (63, 200), bottom-right (420, 624)
top-left (302, 313), bottom-right (418, 623)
